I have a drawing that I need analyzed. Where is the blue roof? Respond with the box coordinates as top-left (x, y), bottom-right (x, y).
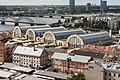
top-left (53, 29), bottom-right (86, 40)
top-left (79, 31), bottom-right (112, 44)
top-left (21, 25), bottom-right (50, 33)
top-left (33, 27), bottom-right (66, 37)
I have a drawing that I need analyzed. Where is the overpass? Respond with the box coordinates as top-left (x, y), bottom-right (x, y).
top-left (0, 16), bottom-right (71, 26)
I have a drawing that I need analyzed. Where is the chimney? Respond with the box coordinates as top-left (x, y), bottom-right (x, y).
top-left (109, 30), bottom-right (112, 37)
top-left (33, 46), bottom-right (36, 51)
top-left (119, 30), bottom-right (120, 35)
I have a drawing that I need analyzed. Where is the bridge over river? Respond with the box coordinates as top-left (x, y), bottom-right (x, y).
top-left (0, 16), bottom-right (68, 26)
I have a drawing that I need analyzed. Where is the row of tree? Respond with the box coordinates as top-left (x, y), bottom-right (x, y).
top-left (67, 72), bottom-right (86, 80)
top-left (74, 20), bottom-right (109, 30)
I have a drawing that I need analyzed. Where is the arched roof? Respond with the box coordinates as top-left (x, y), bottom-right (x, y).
top-left (43, 29), bottom-right (86, 40)
top-left (19, 25), bottom-right (51, 33)
top-left (53, 29), bottom-right (85, 39)
top-left (79, 31), bottom-right (111, 44)
top-left (26, 26), bottom-right (66, 37)
top-left (16, 17), bottom-right (34, 23)
top-left (43, 31), bottom-right (56, 41)
top-left (67, 34), bottom-right (84, 45)
top-left (12, 26), bottom-right (21, 37)
top-left (20, 25), bottom-right (50, 28)
top-left (25, 28), bottom-right (36, 40)
top-left (67, 31), bottom-right (111, 45)
top-left (13, 25), bottom-right (50, 37)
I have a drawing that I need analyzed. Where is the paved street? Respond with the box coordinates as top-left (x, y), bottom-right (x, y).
top-left (84, 63), bottom-right (103, 80)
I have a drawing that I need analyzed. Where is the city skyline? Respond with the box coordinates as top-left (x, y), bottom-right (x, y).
top-left (0, 0), bottom-right (119, 5)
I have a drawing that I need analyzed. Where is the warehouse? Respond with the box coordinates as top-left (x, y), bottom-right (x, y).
top-left (67, 31), bottom-right (112, 48)
top-left (25, 26), bottom-right (66, 41)
top-left (42, 29), bottom-right (86, 45)
top-left (12, 25), bottom-right (50, 38)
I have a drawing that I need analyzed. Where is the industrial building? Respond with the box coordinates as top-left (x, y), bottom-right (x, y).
top-left (42, 29), bottom-right (85, 46)
top-left (25, 26), bottom-right (66, 41)
top-left (12, 26), bottom-right (112, 50)
top-left (67, 31), bottom-right (112, 49)
top-left (12, 25), bottom-right (50, 38)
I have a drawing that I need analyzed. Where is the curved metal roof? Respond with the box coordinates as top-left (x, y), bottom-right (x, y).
top-left (20, 25), bottom-right (50, 33)
top-left (79, 31), bottom-right (111, 44)
top-left (52, 29), bottom-right (86, 40)
top-left (20, 25), bottom-right (50, 28)
top-left (32, 27), bottom-right (66, 37)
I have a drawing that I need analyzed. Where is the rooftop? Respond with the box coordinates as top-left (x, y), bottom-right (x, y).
top-left (72, 50), bottom-right (105, 59)
top-left (0, 63), bottom-right (34, 73)
top-left (11, 66), bottom-right (34, 73)
top-left (0, 63), bottom-right (15, 69)
top-left (0, 70), bottom-right (13, 78)
top-left (20, 25), bottom-right (50, 29)
top-left (52, 52), bottom-right (92, 63)
top-left (13, 46), bottom-right (44, 57)
top-left (53, 28), bottom-right (85, 36)
top-left (34, 70), bottom-right (70, 79)
top-left (19, 25), bottom-right (51, 32)
top-left (45, 47), bottom-right (65, 53)
top-left (22, 76), bottom-right (46, 80)
top-left (79, 31), bottom-right (112, 44)
top-left (33, 26), bottom-right (65, 31)
top-left (102, 63), bottom-right (120, 72)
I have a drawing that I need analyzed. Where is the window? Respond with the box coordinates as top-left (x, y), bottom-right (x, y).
top-left (105, 72), bottom-right (107, 75)
top-left (118, 74), bottom-right (120, 77)
top-left (109, 73), bottom-right (111, 76)
top-left (114, 73), bottom-right (116, 77)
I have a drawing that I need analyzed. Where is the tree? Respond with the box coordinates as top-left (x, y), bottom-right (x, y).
top-left (90, 20), bottom-right (108, 29)
top-left (67, 72), bottom-right (86, 80)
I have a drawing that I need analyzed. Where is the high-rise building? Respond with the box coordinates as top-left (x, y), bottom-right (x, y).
top-left (86, 3), bottom-right (92, 13)
top-left (100, 0), bottom-right (107, 13)
top-left (69, 0), bottom-right (75, 13)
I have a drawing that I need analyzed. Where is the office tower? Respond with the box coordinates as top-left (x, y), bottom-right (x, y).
top-left (69, 0), bottom-right (75, 13)
top-left (100, 0), bottom-right (107, 13)
top-left (86, 3), bottom-right (92, 13)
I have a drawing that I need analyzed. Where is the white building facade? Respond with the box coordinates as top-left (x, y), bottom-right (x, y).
top-left (13, 46), bottom-right (50, 69)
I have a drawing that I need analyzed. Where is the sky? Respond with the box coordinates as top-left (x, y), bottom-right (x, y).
top-left (0, 0), bottom-right (119, 5)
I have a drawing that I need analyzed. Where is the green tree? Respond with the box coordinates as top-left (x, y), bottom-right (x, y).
top-left (67, 72), bottom-right (86, 80)
top-left (90, 20), bottom-right (108, 29)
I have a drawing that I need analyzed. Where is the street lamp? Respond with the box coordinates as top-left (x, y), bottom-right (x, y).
top-left (67, 56), bottom-right (71, 74)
